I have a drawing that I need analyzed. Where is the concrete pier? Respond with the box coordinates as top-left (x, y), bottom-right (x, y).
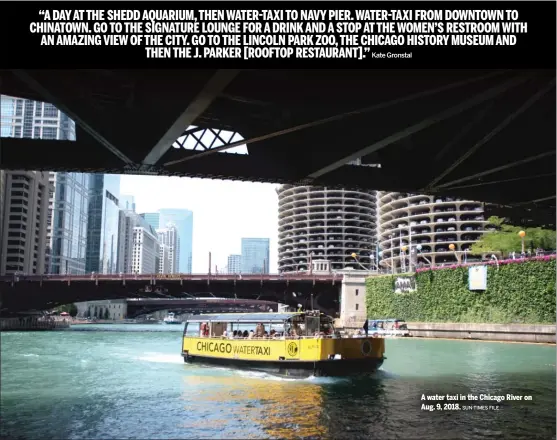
top-left (407, 322), bottom-right (556, 344)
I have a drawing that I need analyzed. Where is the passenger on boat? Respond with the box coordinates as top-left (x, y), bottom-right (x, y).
top-left (248, 330), bottom-right (255, 339)
top-left (255, 323), bottom-right (265, 337)
top-left (242, 330), bottom-right (249, 338)
top-left (222, 330), bottom-right (228, 338)
top-left (288, 329), bottom-right (300, 339)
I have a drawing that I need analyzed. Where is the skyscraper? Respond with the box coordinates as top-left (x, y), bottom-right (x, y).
top-left (1, 95), bottom-right (89, 275)
top-left (119, 195), bottom-right (136, 212)
top-left (377, 192), bottom-right (488, 269)
top-left (140, 212), bottom-right (160, 231)
top-left (49, 172), bottom-right (90, 274)
top-left (116, 209), bottom-right (137, 274)
top-left (276, 185), bottom-right (377, 272)
top-left (158, 209), bottom-right (193, 273)
top-left (157, 224), bottom-right (179, 273)
top-left (0, 171), bottom-right (51, 275)
top-left (241, 238), bottom-right (270, 274)
top-left (0, 95), bottom-right (75, 140)
top-left (227, 254), bottom-right (242, 274)
top-left (86, 174), bottom-right (121, 274)
top-left (131, 217), bottom-right (159, 274)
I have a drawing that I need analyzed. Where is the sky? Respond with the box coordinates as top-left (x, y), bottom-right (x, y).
top-left (120, 175), bottom-right (279, 273)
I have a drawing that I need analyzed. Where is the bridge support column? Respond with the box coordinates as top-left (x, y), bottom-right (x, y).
top-left (339, 274), bottom-right (367, 329)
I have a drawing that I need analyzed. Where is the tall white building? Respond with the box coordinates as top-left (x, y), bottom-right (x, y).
top-left (117, 210), bottom-right (137, 274)
top-left (0, 171), bottom-right (51, 275)
top-left (227, 254), bottom-right (241, 274)
top-left (156, 224), bottom-right (179, 273)
top-left (158, 244), bottom-right (171, 274)
top-left (131, 222), bottom-right (159, 274)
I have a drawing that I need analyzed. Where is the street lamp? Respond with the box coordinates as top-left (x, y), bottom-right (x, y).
top-left (413, 244), bottom-right (433, 267)
top-left (389, 234), bottom-right (394, 274)
top-left (401, 245), bottom-right (408, 273)
top-left (350, 253), bottom-right (371, 272)
top-left (449, 243), bottom-right (462, 264)
top-left (518, 230), bottom-right (526, 254)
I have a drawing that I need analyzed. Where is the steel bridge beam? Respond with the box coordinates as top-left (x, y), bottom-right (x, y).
top-left (427, 80), bottom-right (556, 190)
top-left (163, 70), bottom-right (509, 167)
top-left (142, 69), bottom-right (240, 166)
top-left (10, 69), bottom-right (134, 165)
top-left (306, 75), bottom-right (526, 180)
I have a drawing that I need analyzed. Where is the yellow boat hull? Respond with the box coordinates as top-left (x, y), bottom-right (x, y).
top-left (181, 336), bottom-right (385, 377)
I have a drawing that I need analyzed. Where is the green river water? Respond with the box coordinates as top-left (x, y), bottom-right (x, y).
top-left (1, 324), bottom-right (555, 439)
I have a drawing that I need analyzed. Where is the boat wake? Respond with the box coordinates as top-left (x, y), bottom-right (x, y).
top-left (136, 352), bottom-right (184, 364)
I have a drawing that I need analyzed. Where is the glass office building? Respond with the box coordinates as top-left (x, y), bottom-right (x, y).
top-left (50, 172), bottom-right (90, 274)
top-left (86, 174), bottom-right (121, 274)
top-left (158, 209), bottom-right (193, 274)
top-left (1, 95), bottom-right (88, 275)
top-left (140, 212), bottom-right (160, 231)
top-left (241, 238), bottom-right (270, 274)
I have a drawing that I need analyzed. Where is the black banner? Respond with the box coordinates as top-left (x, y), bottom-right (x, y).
top-left (1, 2), bottom-right (555, 68)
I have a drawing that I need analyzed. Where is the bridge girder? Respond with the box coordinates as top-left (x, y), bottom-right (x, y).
top-left (0, 69), bottom-right (554, 226)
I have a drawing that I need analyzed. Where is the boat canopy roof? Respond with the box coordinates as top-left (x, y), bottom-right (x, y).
top-left (185, 312), bottom-right (303, 323)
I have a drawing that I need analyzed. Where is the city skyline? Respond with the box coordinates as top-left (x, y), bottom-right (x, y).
top-left (0, 94), bottom-right (497, 276)
top-left (120, 174), bottom-right (279, 273)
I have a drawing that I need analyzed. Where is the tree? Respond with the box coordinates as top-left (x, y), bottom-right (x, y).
top-left (54, 303), bottom-right (78, 317)
top-left (471, 216), bottom-right (556, 255)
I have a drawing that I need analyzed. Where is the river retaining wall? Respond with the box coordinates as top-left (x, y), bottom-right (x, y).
top-left (0, 317), bottom-right (71, 331)
top-left (407, 322), bottom-right (556, 344)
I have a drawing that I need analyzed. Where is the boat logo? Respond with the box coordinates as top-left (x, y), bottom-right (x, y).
top-left (361, 340), bottom-right (372, 356)
top-left (287, 342), bottom-right (299, 357)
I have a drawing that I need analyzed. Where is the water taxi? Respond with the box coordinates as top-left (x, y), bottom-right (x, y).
top-left (163, 312), bottom-right (181, 324)
top-left (181, 311), bottom-right (386, 377)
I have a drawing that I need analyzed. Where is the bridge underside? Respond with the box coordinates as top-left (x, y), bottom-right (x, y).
top-left (0, 280), bottom-right (341, 315)
top-left (1, 69), bottom-right (555, 226)
top-left (126, 299), bottom-right (279, 319)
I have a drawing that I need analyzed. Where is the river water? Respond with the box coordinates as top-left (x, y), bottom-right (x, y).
top-left (1, 324), bottom-right (555, 439)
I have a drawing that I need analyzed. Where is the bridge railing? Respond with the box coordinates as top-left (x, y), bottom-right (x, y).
top-left (0, 272), bottom-right (343, 283)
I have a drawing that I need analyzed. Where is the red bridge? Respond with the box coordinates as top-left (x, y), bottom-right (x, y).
top-left (0, 273), bottom-right (343, 314)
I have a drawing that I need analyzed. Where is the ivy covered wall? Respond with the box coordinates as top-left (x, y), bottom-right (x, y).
top-left (365, 259), bottom-right (556, 324)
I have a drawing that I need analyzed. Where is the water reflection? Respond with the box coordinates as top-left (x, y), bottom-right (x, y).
top-left (181, 373), bottom-right (330, 438)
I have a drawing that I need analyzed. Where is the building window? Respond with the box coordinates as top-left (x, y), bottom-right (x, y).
top-left (15, 101), bottom-right (23, 116)
top-left (355, 304), bottom-right (359, 311)
top-left (43, 104), bottom-right (59, 118)
top-left (355, 289), bottom-right (359, 296)
top-left (42, 126), bottom-right (58, 139)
